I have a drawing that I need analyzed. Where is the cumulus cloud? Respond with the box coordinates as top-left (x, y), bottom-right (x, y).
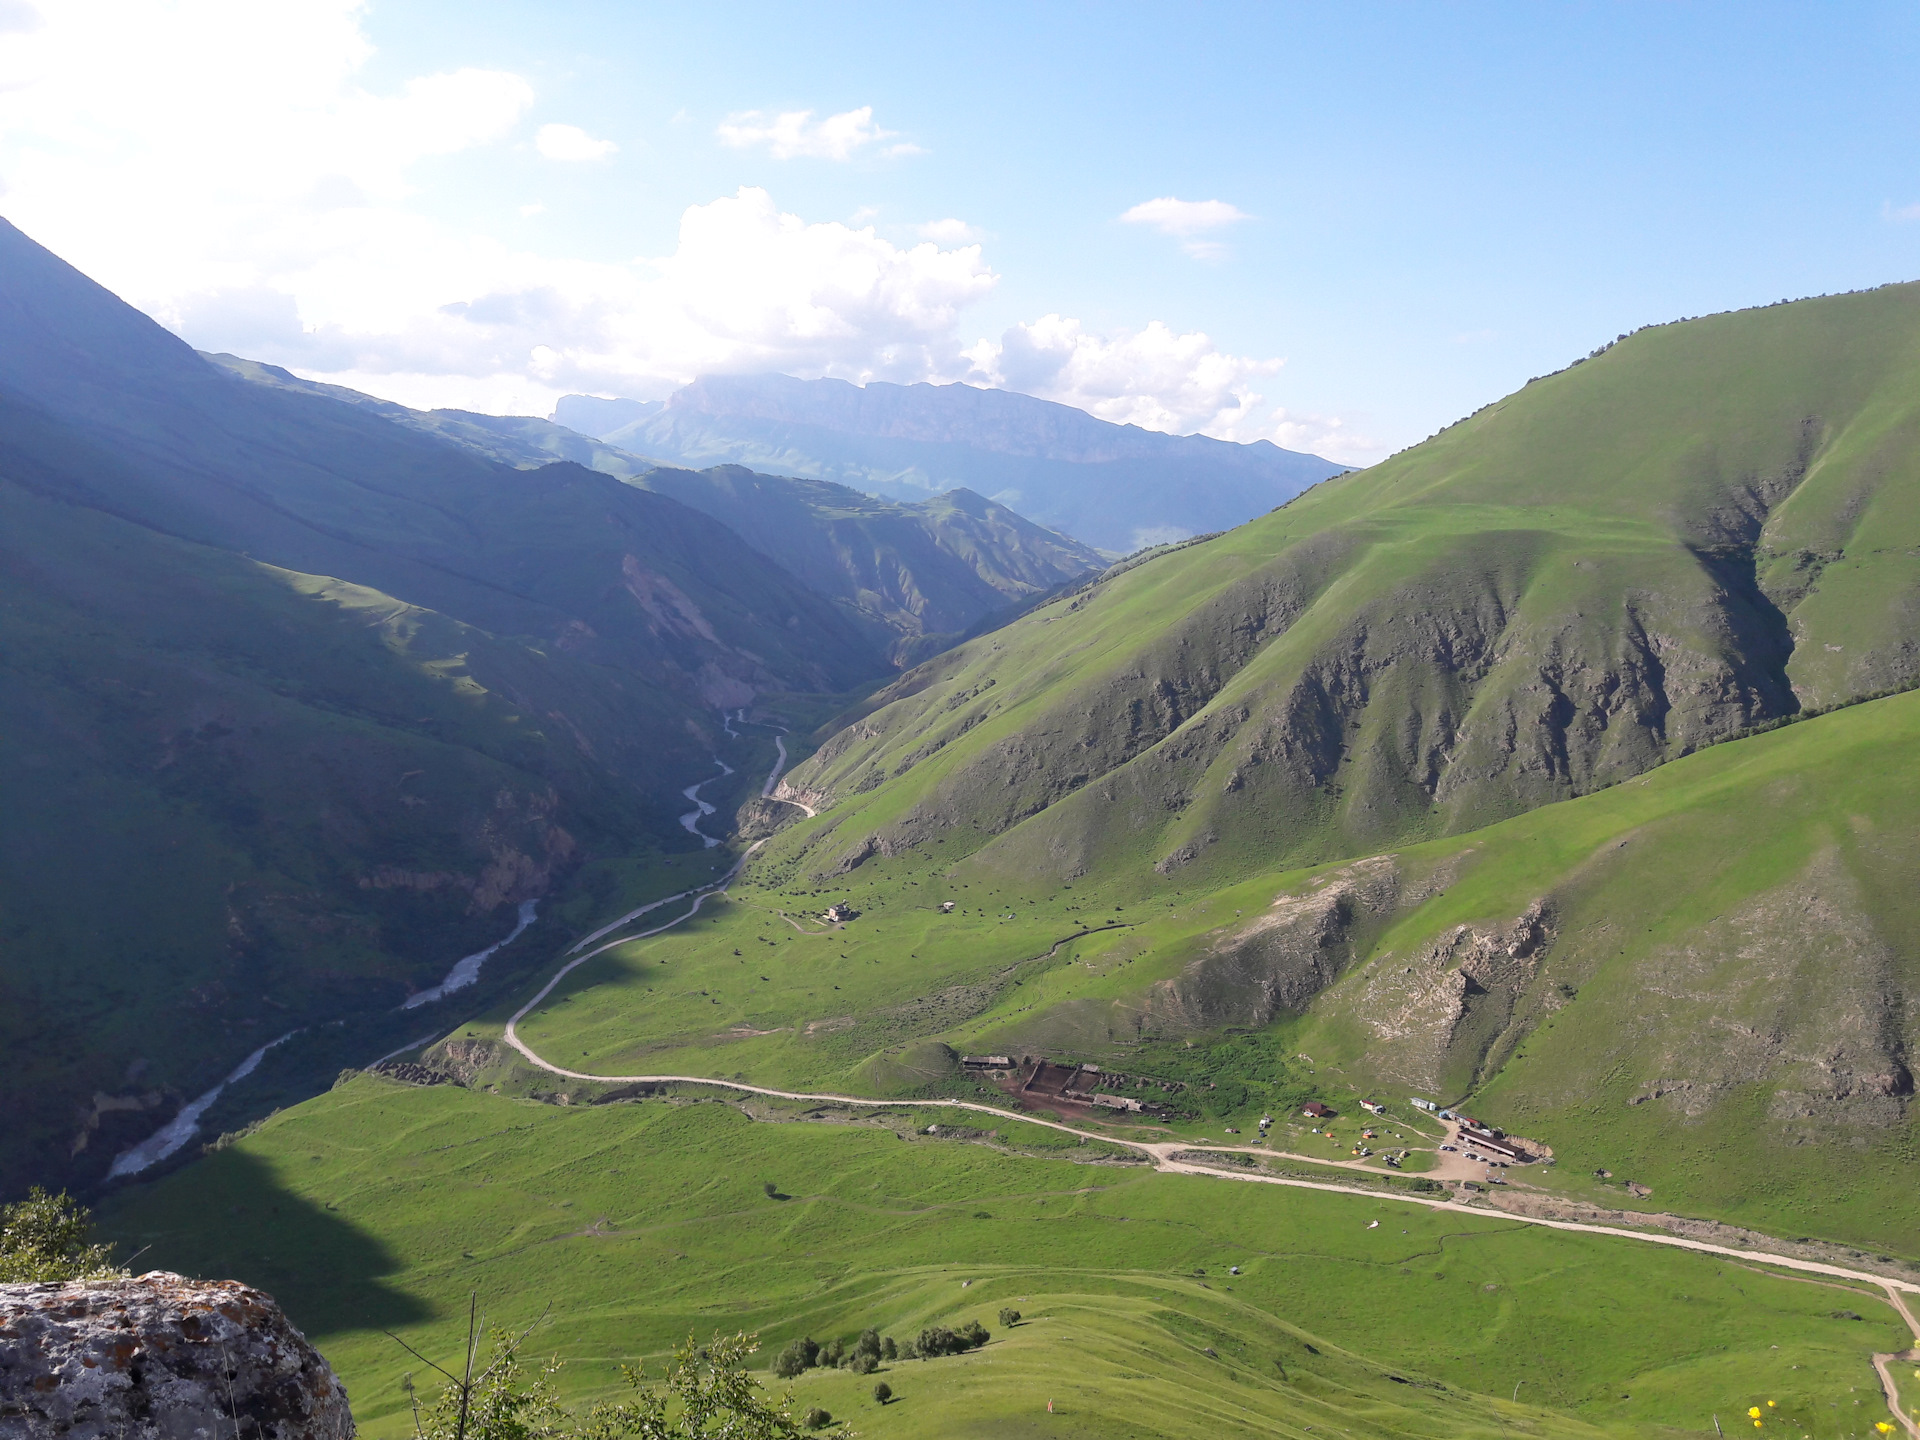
top-left (1121, 196), bottom-right (1250, 259)
top-left (0, 4), bottom-right (1370, 460)
top-left (1883, 200), bottom-right (1920, 223)
top-left (716, 105), bottom-right (899, 161)
top-left (916, 217), bottom-right (983, 244)
top-left (535, 122), bottom-right (616, 161)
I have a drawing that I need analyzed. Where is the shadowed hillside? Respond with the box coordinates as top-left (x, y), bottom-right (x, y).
top-left (207, 356), bottom-right (1103, 652)
top-left (0, 217), bottom-right (887, 1195)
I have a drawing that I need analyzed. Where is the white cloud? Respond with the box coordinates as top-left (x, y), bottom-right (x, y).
top-left (0, 5), bottom-right (1371, 462)
top-left (916, 217), bottom-right (982, 244)
top-left (1120, 196), bottom-right (1250, 235)
top-left (716, 105), bottom-right (899, 161)
top-left (535, 122), bottom-right (616, 162)
top-left (1884, 200), bottom-right (1920, 223)
top-left (1121, 196), bottom-right (1250, 259)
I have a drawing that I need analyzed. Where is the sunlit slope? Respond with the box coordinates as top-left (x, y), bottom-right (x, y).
top-left (775, 283), bottom-right (1920, 888)
top-left (99, 1078), bottom-right (1913, 1440)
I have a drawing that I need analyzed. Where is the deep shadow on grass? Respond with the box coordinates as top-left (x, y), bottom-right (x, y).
top-left (95, 1146), bottom-right (430, 1338)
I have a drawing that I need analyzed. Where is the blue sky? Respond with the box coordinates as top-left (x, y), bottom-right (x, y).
top-left (4, 1), bottom-right (1919, 460)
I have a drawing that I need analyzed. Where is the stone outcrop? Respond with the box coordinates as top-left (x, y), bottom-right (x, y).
top-left (0, 1272), bottom-right (352, 1440)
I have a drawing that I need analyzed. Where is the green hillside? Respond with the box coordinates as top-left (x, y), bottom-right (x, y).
top-left (97, 1075), bottom-right (1914, 1440)
top-left (775, 283), bottom-right (1920, 887)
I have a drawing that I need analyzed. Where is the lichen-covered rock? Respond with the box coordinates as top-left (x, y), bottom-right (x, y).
top-left (0, 1272), bottom-right (352, 1440)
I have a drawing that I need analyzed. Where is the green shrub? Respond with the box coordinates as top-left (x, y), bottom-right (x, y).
top-left (911, 1321), bottom-right (990, 1359)
top-left (998, 1307), bottom-right (1021, 1328)
top-left (872, 1381), bottom-right (892, 1405)
top-left (771, 1338), bottom-right (811, 1379)
top-left (587, 1331), bottom-right (798, 1440)
top-left (0, 1188), bottom-right (123, 1283)
top-left (803, 1406), bottom-right (831, 1429)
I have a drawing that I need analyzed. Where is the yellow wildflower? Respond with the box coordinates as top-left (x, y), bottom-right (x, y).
top-left (1749, 1409), bottom-right (1763, 1419)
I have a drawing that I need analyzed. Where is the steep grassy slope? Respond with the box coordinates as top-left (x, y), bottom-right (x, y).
top-left (559, 374), bottom-right (1345, 553)
top-left (776, 284), bottom-right (1920, 891)
top-left (98, 1077), bottom-right (1913, 1439)
top-left (0, 218), bottom-right (889, 1194)
top-left (208, 357), bottom-right (1102, 649)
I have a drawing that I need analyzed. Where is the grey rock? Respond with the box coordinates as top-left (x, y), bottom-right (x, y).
top-left (0, 1272), bottom-right (352, 1440)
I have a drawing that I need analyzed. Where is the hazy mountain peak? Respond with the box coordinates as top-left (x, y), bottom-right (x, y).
top-left (551, 371), bottom-right (1344, 552)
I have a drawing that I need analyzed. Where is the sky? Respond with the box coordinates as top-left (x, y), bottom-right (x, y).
top-left (4, 1), bottom-right (1920, 464)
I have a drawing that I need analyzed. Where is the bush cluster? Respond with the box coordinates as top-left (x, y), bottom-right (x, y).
top-left (771, 1317), bottom-right (992, 1378)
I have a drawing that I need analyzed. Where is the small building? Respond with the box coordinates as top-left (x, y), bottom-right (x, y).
top-left (1409, 1097), bottom-right (1437, 1112)
top-left (1088, 1093), bottom-right (1143, 1112)
top-left (822, 903), bottom-right (858, 923)
top-left (961, 1055), bottom-right (1012, 1070)
top-left (1302, 1101), bottom-right (1333, 1119)
top-left (1470, 1134), bottom-right (1529, 1163)
top-left (1359, 1099), bottom-right (1385, 1115)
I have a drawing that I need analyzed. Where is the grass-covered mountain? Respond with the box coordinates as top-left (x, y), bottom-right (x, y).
top-left (553, 374), bottom-right (1346, 553)
top-left (782, 283), bottom-right (1920, 889)
top-left (212, 357), bottom-right (1102, 652)
top-left (0, 216), bottom-right (891, 1195)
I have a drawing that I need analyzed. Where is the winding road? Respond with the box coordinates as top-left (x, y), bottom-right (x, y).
top-left (491, 711), bottom-right (1920, 1424)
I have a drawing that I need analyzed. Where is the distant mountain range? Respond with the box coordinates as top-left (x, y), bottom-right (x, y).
top-left (553, 374), bottom-right (1346, 554)
top-left (209, 357), bottom-right (1104, 658)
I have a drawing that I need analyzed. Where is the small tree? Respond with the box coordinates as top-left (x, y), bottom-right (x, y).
top-left (846, 1353), bottom-right (876, 1375)
top-left (388, 1302), bottom-right (567, 1440)
top-left (853, 1328), bottom-right (881, 1363)
top-left (997, 1308), bottom-right (1020, 1329)
top-left (818, 1338), bottom-right (844, 1368)
top-left (872, 1382), bottom-right (892, 1405)
top-left (0, 1188), bottom-right (125, 1283)
top-left (879, 1336), bottom-right (898, 1362)
top-left (771, 1340), bottom-right (811, 1380)
top-left (802, 1408), bottom-right (831, 1430)
top-left (585, 1331), bottom-right (801, 1440)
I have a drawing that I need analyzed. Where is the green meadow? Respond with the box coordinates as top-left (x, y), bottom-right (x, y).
top-left (100, 1076), bottom-right (1912, 1440)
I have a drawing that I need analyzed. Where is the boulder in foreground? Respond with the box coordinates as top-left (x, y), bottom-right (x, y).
top-left (0, 1271), bottom-right (352, 1440)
